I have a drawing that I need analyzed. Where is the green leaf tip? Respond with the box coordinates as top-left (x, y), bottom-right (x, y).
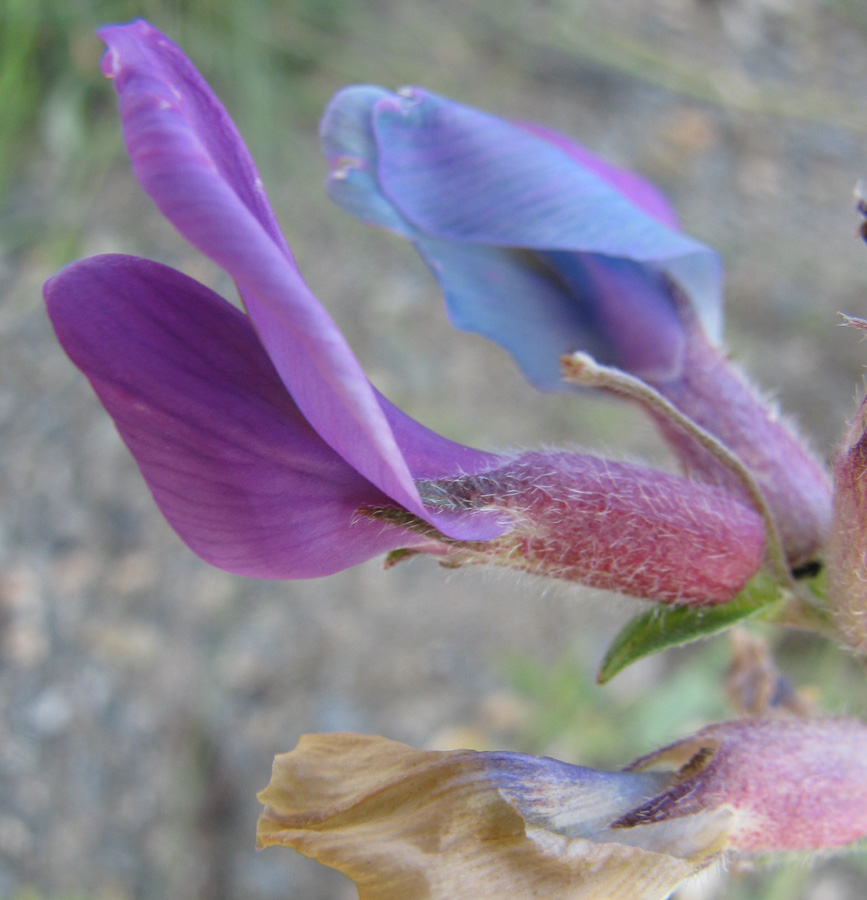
top-left (597, 571), bottom-right (784, 684)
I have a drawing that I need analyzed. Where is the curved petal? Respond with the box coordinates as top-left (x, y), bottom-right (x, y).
top-left (44, 255), bottom-right (449, 577)
top-left (99, 20), bottom-right (292, 260)
top-left (98, 21), bottom-right (486, 535)
top-left (321, 85), bottom-right (679, 237)
top-left (477, 751), bottom-right (672, 838)
top-left (371, 89), bottom-right (719, 314)
top-left (321, 85), bottom-right (722, 344)
top-left (514, 121), bottom-right (680, 231)
top-left (413, 238), bottom-right (609, 390)
top-left (408, 237), bottom-right (686, 388)
top-left (259, 722), bottom-right (867, 899)
top-left (320, 84), bottom-right (414, 234)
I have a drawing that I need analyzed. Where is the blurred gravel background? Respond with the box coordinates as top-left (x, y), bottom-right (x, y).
top-left (5, 1), bottom-right (867, 898)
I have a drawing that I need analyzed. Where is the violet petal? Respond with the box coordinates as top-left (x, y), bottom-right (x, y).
top-left (98, 21), bottom-right (472, 531)
top-left (44, 255), bottom-right (446, 577)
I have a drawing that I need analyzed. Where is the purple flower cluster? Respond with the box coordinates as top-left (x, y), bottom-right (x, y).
top-left (320, 84), bottom-right (830, 567)
top-left (43, 20), bottom-right (867, 899)
top-left (45, 20), bottom-right (778, 603)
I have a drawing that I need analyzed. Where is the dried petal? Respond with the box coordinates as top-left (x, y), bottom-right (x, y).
top-left (257, 734), bottom-right (728, 900)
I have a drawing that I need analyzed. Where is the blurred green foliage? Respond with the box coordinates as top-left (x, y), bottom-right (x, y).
top-left (0, 0), bottom-right (368, 256)
top-left (2, 0), bottom-right (544, 260)
top-left (502, 637), bottom-right (729, 765)
top-left (503, 628), bottom-right (867, 758)
top-left (4, 0), bottom-right (863, 261)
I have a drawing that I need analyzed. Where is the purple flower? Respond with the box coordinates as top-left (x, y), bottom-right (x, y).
top-left (44, 20), bottom-right (509, 579)
top-left (321, 85), bottom-right (717, 390)
top-left (320, 87), bottom-right (832, 568)
top-left (257, 718), bottom-right (867, 899)
top-left (44, 20), bottom-right (764, 601)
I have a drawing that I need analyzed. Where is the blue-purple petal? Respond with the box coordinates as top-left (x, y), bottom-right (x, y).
top-left (479, 750), bottom-right (671, 839)
top-left (414, 237), bottom-right (604, 389)
top-left (44, 255), bottom-right (450, 577)
top-left (320, 84), bottom-right (414, 234)
top-left (322, 85), bottom-right (724, 382)
top-left (370, 89), bottom-right (718, 301)
top-left (515, 121), bottom-right (681, 231)
top-left (410, 238), bottom-right (686, 388)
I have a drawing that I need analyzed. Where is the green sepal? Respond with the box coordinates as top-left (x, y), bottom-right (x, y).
top-left (597, 571), bottom-right (785, 684)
